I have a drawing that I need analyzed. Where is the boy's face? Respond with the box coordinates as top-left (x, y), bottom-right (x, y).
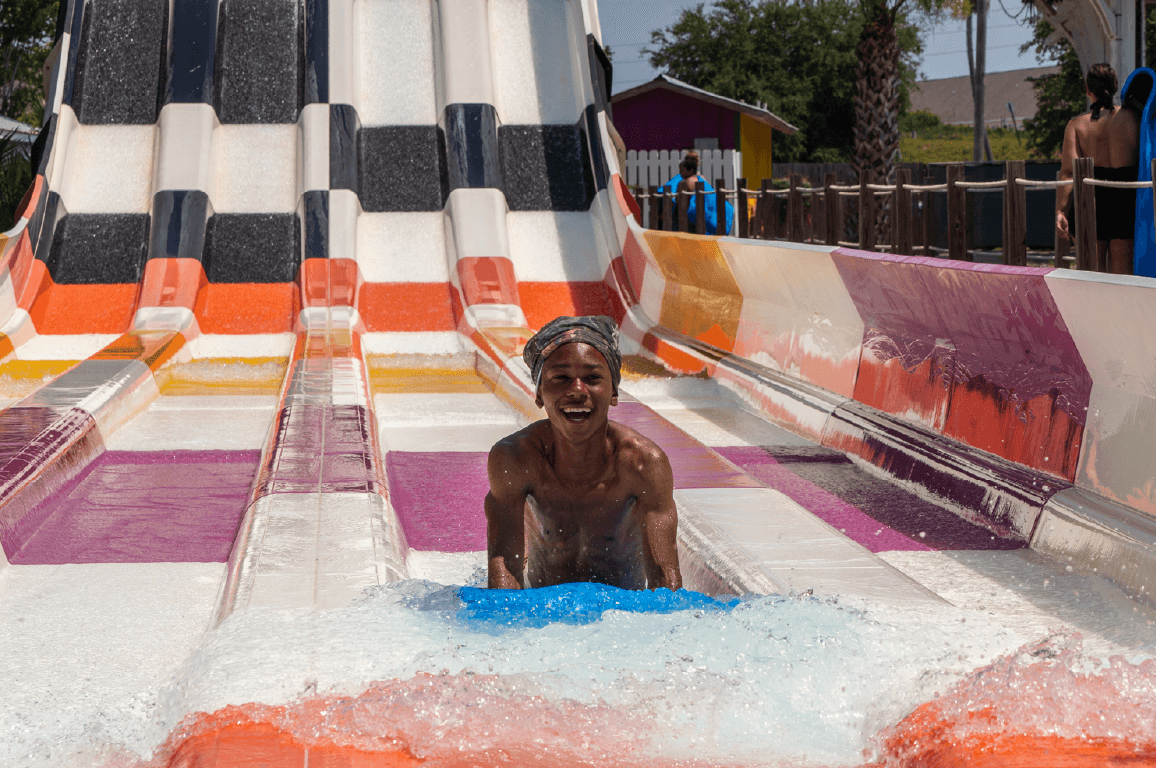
top-left (535, 342), bottom-right (617, 441)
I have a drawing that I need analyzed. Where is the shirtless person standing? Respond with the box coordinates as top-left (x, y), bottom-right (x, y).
top-left (1056, 63), bottom-right (1139, 274)
top-left (485, 316), bottom-right (682, 591)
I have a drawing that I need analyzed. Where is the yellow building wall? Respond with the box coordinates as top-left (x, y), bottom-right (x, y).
top-left (739, 114), bottom-right (775, 184)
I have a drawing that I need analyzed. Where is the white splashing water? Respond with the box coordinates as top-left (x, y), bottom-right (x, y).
top-left (5, 576), bottom-right (1156, 767)
top-left (129, 582), bottom-right (1077, 767)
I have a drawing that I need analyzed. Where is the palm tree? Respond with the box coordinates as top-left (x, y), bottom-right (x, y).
top-left (853, 0), bottom-right (903, 187)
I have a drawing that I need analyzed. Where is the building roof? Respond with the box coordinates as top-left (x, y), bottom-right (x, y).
top-left (909, 66), bottom-right (1059, 127)
top-left (611, 74), bottom-right (798, 135)
top-left (0, 115), bottom-right (37, 143)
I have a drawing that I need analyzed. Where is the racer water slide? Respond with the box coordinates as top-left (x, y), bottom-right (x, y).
top-left (1, 0), bottom-right (1155, 765)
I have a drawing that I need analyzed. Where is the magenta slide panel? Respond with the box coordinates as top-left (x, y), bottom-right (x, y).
top-left (0, 406), bottom-right (102, 559)
top-left (386, 452), bottom-right (489, 552)
top-left (829, 249), bottom-right (1090, 482)
top-left (1045, 271), bottom-right (1156, 518)
top-left (721, 239), bottom-right (864, 400)
top-left (8, 450), bottom-right (258, 564)
top-left (0, 332), bottom-right (187, 563)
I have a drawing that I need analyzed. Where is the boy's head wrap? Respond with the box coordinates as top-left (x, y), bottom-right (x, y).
top-left (523, 315), bottom-right (622, 394)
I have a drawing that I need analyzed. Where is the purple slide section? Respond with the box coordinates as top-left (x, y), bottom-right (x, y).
top-left (386, 452), bottom-right (489, 552)
top-left (717, 446), bottom-right (931, 553)
top-left (10, 450), bottom-right (259, 564)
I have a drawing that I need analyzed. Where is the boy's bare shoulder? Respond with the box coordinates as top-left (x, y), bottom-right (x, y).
top-left (608, 420), bottom-right (670, 472)
top-left (489, 420), bottom-right (551, 462)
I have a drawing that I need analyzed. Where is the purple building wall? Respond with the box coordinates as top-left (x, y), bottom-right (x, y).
top-left (612, 88), bottom-right (738, 152)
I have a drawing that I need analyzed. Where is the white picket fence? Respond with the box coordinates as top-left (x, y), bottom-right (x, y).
top-left (623, 149), bottom-right (742, 190)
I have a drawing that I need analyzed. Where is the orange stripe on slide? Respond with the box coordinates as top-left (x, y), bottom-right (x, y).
top-left (519, 281), bottom-right (616, 330)
top-left (166, 720), bottom-right (419, 768)
top-left (194, 283), bottom-right (298, 334)
top-left (93, 331), bottom-right (187, 371)
top-left (359, 282), bottom-right (457, 332)
top-left (138, 258), bottom-right (208, 311)
top-left (14, 175), bottom-right (43, 222)
top-left (30, 282), bottom-right (138, 334)
top-left (299, 257), bottom-right (360, 308)
top-left (8, 233), bottom-right (35, 307)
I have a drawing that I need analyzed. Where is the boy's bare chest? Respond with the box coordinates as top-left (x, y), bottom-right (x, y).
top-left (526, 470), bottom-right (637, 538)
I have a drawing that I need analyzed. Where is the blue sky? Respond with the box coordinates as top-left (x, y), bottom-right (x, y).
top-left (598, 0), bottom-right (1050, 95)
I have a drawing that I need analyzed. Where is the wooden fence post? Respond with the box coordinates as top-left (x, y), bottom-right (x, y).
top-left (694, 187), bottom-right (706, 234)
top-left (894, 168), bottom-right (912, 256)
top-left (788, 173), bottom-right (804, 242)
top-left (676, 179), bottom-right (690, 232)
top-left (737, 177), bottom-right (749, 238)
top-left (1073, 157), bottom-right (1097, 270)
top-left (825, 172), bottom-right (839, 245)
top-left (1003, 160), bottom-right (1027, 266)
top-left (763, 179), bottom-right (776, 240)
top-left (715, 178), bottom-right (727, 235)
top-left (859, 171), bottom-right (876, 251)
top-left (647, 186), bottom-right (658, 230)
top-left (947, 163), bottom-right (966, 261)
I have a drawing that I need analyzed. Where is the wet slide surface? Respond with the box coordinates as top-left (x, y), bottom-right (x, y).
top-left (2, 0), bottom-right (1156, 764)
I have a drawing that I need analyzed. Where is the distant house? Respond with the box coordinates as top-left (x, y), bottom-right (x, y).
top-left (909, 67), bottom-right (1059, 128)
top-left (610, 74), bottom-right (797, 184)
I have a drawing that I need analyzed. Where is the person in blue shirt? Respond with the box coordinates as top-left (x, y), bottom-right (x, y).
top-left (661, 150), bottom-right (734, 235)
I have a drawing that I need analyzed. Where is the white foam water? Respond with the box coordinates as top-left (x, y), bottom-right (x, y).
top-left (155, 585), bottom-right (1101, 765)
top-left (5, 574), bottom-right (1156, 767)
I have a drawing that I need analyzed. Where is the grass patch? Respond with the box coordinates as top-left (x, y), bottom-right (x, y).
top-left (899, 124), bottom-right (1056, 164)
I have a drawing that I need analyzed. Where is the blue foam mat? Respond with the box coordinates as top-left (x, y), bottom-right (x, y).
top-left (456, 583), bottom-right (739, 628)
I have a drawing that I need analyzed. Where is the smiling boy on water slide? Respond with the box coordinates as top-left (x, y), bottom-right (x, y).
top-left (485, 316), bottom-right (682, 591)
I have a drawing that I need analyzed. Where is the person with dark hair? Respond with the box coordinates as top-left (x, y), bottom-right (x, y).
top-left (1056, 63), bottom-right (1136, 273)
top-left (485, 316), bottom-right (681, 591)
top-left (661, 150), bottom-right (735, 235)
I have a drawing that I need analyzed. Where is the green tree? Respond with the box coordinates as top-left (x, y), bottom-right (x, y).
top-left (1020, 20), bottom-right (1083, 159)
top-left (0, 129), bottom-right (31, 229)
top-left (646, 0), bottom-right (923, 162)
top-left (0, 0), bottom-right (59, 125)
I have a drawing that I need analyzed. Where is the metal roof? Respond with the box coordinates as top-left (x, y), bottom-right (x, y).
top-left (612, 74), bottom-right (798, 135)
top-left (0, 115), bottom-right (37, 143)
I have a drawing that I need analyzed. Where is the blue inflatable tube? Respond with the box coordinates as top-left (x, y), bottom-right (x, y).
top-left (1124, 67), bottom-right (1156, 277)
top-left (661, 173), bottom-right (735, 235)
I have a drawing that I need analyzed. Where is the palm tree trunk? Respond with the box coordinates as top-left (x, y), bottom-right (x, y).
top-left (853, 1), bottom-right (901, 242)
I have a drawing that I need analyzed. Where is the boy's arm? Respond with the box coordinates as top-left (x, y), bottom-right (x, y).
top-left (635, 445), bottom-right (682, 591)
top-left (485, 442), bottom-right (528, 589)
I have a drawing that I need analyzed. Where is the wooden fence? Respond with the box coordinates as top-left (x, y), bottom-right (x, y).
top-left (629, 159), bottom-right (1156, 270)
top-left (624, 149), bottom-right (742, 191)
